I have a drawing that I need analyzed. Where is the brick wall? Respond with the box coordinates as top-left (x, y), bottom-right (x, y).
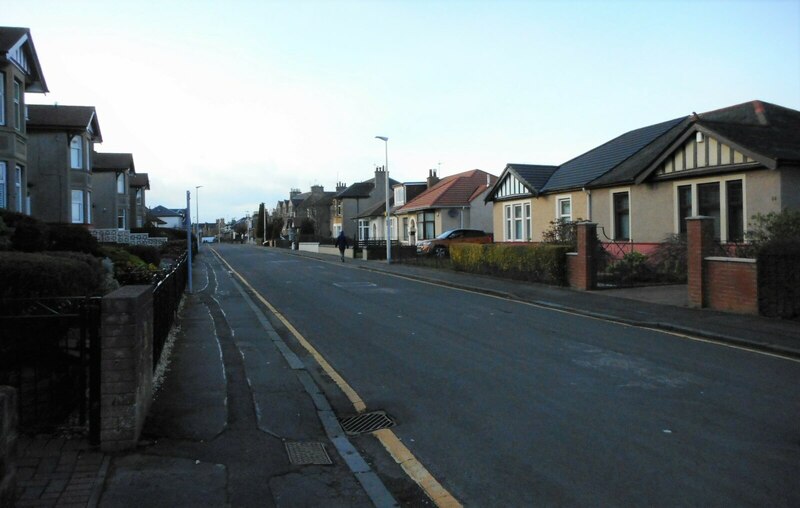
top-left (100, 285), bottom-right (154, 452)
top-left (567, 223), bottom-right (597, 291)
top-left (705, 258), bottom-right (759, 314)
top-left (0, 386), bottom-right (18, 507)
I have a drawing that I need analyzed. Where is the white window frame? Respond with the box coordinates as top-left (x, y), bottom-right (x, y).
top-left (15, 165), bottom-right (23, 212)
top-left (87, 191), bottom-right (92, 224)
top-left (116, 173), bottom-right (125, 194)
top-left (358, 219), bottom-right (369, 240)
top-left (117, 208), bottom-right (127, 230)
top-left (609, 187), bottom-right (631, 241)
top-left (13, 80), bottom-right (22, 131)
top-left (394, 187), bottom-right (405, 206)
top-left (333, 224), bottom-right (342, 237)
top-left (671, 174), bottom-right (747, 242)
top-left (70, 136), bottom-right (83, 169)
top-left (71, 190), bottom-right (84, 223)
top-left (0, 162), bottom-right (6, 209)
top-left (556, 194), bottom-right (572, 222)
top-left (503, 201), bottom-right (532, 241)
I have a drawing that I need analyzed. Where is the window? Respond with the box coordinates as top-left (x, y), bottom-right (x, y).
top-left (698, 182), bottom-right (721, 239)
top-left (87, 192), bottom-right (92, 224)
top-left (70, 136), bottom-right (83, 169)
top-left (71, 190), bottom-right (84, 223)
top-left (358, 219), bottom-right (369, 240)
top-left (116, 173), bottom-right (125, 194)
top-left (15, 165), bottom-right (23, 212)
top-left (394, 187), bottom-right (405, 206)
top-left (504, 203), bottom-right (531, 241)
top-left (0, 162), bottom-right (6, 209)
top-left (136, 188), bottom-right (142, 205)
top-left (117, 208), bottom-right (127, 230)
top-left (333, 224), bottom-right (342, 237)
top-left (557, 196), bottom-right (572, 222)
top-left (335, 200), bottom-right (342, 216)
top-left (677, 185), bottom-right (692, 234)
top-left (613, 192), bottom-right (630, 241)
top-left (726, 180), bottom-right (744, 242)
top-left (418, 211), bottom-right (435, 239)
top-left (13, 80), bottom-right (21, 131)
top-left (0, 72), bottom-right (5, 125)
top-left (402, 217), bottom-right (408, 241)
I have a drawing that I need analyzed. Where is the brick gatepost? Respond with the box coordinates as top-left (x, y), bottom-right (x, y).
top-left (568, 222), bottom-right (598, 291)
top-left (687, 217), bottom-right (715, 308)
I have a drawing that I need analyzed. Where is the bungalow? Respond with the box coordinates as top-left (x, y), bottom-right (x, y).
top-left (92, 151), bottom-right (135, 230)
top-left (0, 27), bottom-right (48, 214)
top-left (149, 205), bottom-right (185, 229)
top-left (26, 105), bottom-right (103, 225)
top-left (395, 169), bottom-right (498, 245)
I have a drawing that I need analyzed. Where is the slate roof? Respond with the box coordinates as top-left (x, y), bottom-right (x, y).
top-left (335, 176), bottom-right (400, 199)
top-left (541, 117), bottom-right (685, 193)
top-left (27, 105), bottom-right (103, 142)
top-left (487, 163), bottom-right (558, 201)
top-left (129, 173), bottom-right (150, 189)
top-left (355, 198), bottom-right (394, 219)
top-left (398, 169), bottom-right (497, 213)
top-left (92, 152), bottom-right (135, 173)
top-left (0, 27), bottom-right (48, 93)
top-left (150, 205), bottom-right (183, 217)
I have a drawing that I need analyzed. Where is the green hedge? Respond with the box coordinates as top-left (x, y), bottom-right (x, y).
top-left (451, 243), bottom-right (570, 285)
top-left (0, 251), bottom-right (108, 298)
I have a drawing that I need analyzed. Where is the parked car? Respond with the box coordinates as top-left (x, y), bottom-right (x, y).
top-left (416, 229), bottom-right (492, 257)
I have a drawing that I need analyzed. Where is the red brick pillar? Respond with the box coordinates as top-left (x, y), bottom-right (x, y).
top-left (687, 217), bottom-right (715, 308)
top-left (569, 222), bottom-right (597, 290)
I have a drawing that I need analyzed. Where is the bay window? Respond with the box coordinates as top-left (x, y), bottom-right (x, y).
top-left (71, 190), bottom-right (84, 223)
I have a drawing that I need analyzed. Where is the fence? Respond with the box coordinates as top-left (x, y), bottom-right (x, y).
top-left (0, 297), bottom-right (101, 443)
top-left (152, 252), bottom-right (189, 370)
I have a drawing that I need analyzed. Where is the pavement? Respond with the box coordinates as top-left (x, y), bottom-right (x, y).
top-left (12, 245), bottom-right (799, 508)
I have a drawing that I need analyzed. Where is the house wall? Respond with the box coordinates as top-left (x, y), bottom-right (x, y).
top-left (492, 197), bottom-right (536, 242)
top-left (27, 131), bottom-right (70, 222)
top-left (531, 191), bottom-right (589, 241)
top-left (469, 187), bottom-right (495, 233)
top-left (780, 167), bottom-right (800, 210)
top-left (93, 171), bottom-right (131, 230)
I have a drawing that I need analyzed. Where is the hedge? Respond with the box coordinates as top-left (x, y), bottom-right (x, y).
top-left (0, 251), bottom-right (107, 298)
top-left (0, 209), bottom-right (50, 252)
top-left (450, 243), bottom-right (570, 285)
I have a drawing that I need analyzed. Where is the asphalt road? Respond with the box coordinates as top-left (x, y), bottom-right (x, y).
top-left (212, 243), bottom-right (800, 507)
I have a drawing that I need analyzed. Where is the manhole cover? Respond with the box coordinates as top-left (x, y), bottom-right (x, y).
top-left (339, 411), bottom-right (395, 435)
top-left (285, 442), bottom-right (332, 465)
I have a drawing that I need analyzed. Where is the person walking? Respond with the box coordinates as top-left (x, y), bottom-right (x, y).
top-left (334, 231), bottom-right (348, 262)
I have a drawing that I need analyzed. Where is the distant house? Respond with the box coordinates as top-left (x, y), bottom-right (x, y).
top-left (0, 26), bottom-right (48, 214)
top-left (26, 105), bottom-right (103, 225)
top-left (354, 180), bottom-right (427, 244)
top-left (395, 169), bottom-right (498, 245)
top-left (92, 152), bottom-right (135, 230)
top-left (129, 173), bottom-right (149, 228)
top-left (149, 205), bottom-right (185, 229)
top-left (331, 167), bottom-right (399, 241)
top-left (291, 185), bottom-right (338, 237)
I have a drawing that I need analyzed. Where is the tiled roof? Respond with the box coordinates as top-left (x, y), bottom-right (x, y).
top-left (92, 152), bottom-right (135, 172)
top-left (541, 117), bottom-right (685, 192)
top-left (398, 169), bottom-right (497, 212)
top-left (355, 198), bottom-right (393, 219)
top-left (511, 164), bottom-right (559, 191)
top-left (150, 205), bottom-right (183, 217)
top-left (27, 105), bottom-right (102, 141)
top-left (129, 173), bottom-right (150, 189)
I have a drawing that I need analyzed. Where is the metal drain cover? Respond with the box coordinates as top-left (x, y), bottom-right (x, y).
top-left (285, 442), bottom-right (332, 465)
top-left (339, 411), bottom-right (396, 435)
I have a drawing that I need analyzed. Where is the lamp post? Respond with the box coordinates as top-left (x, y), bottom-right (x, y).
top-left (375, 136), bottom-right (391, 263)
top-left (195, 185), bottom-right (203, 248)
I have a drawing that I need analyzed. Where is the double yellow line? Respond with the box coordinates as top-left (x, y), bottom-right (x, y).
top-left (210, 248), bottom-right (462, 508)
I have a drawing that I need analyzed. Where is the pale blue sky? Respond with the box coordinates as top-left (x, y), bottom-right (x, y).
top-left (6, 0), bottom-right (800, 222)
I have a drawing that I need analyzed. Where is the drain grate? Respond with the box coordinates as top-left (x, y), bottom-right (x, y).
top-left (285, 442), bottom-right (333, 465)
top-left (339, 411), bottom-right (395, 435)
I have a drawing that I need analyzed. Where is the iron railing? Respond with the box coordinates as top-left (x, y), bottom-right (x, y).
top-left (152, 252), bottom-right (188, 370)
top-left (0, 297), bottom-right (101, 443)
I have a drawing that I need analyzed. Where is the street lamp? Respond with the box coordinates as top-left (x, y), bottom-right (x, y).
top-left (375, 136), bottom-right (391, 263)
top-left (195, 185), bottom-right (203, 248)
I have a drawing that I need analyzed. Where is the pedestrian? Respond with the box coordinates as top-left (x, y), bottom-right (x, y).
top-left (334, 231), bottom-right (348, 262)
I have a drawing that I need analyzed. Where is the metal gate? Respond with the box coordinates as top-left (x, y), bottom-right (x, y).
top-left (0, 297), bottom-right (101, 443)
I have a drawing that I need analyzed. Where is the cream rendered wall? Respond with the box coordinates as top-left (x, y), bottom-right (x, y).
top-left (530, 191), bottom-right (588, 241)
top-left (781, 168), bottom-right (800, 210)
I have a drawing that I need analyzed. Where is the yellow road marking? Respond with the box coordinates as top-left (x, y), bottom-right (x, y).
top-left (210, 247), bottom-right (463, 507)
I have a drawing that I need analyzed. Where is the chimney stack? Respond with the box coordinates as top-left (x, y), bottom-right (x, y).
top-left (427, 169), bottom-right (440, 189)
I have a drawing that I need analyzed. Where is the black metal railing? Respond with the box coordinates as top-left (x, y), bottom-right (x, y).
top-left (152, 252), bottom-right (188, 370)
top-left (0, 297), bottom-right (101, 443)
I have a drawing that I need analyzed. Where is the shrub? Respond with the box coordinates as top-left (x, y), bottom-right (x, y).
top-left (161, 239), bottom-right (189, 261)
top-left (124, 244), bottom-right (161, 266)
top-left (650, 234), bottom-right (687, 282)
top-left (100, 245), bottom-right (159, 285)
top-left (0, 216), bottom-right (10, 251)
top-left (607, 251), bottom-right (654, 285)
top-left (0, 209), bottom-right (50, 252)
top-left (48, 224), bottom-right (101, 255)
top-left (451, 243), bottom-right (570, 285)
top-left (0, 251), bottom-right (106, 298)
top-left (541, 219), bottom-right (581, 250)
top-left (746, 209), bottom-right (800, 253)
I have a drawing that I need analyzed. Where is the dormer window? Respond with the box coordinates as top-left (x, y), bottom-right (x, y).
top-left (117, 173), bottom-right (125, 194)
top-left (394, 187), bottom-right (405, 206)
top-left (70, 136), bottom-right (83, 169)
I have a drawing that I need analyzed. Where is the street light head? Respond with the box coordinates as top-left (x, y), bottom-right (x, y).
top-left (375, 136), bottom-right (388, 142)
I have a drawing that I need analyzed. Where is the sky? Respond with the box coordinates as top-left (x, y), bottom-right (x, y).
top-left (5, 0), bottom-right (800, 224)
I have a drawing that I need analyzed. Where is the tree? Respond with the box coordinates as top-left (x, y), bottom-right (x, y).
top-left (255, 203), bottom-right (265, 240)
top-left (299, 217), bottom-right (315, 235)
top-left (269, 217), bottom-right (284, 239)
